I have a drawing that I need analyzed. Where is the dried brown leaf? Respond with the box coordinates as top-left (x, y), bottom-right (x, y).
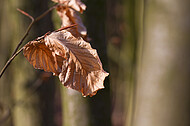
top-left (23, 30), bottom-right (109, 97)
top-left (52, 0), bottom-right (86, 13)
top-left (23, 39), bottom-right (65, 75)
top-left (56, 6), bottom-right (87, 37)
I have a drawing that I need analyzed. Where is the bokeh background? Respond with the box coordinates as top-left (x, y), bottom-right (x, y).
top-left (1, 0), bottom-right (190, 126)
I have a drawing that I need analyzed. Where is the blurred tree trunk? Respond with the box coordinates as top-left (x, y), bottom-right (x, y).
top-left (0, 0), bottom-right (56, 126)
top-left (28, 1), bottom-right (57, 126)
top-left (106, 0), bottom-right (137, 125)
top-left (60, 0), bottom-right (111, 126)
top-left (0, 0), bottom-right (41, 126)
top-left (85, 0), bottom-right (111, 126)
top-left (61, 88), bottom-right (90, 126)
top-left (133, 0), bottom-right (190, 126)
top-left (0, 1), bottom-right (14, 125)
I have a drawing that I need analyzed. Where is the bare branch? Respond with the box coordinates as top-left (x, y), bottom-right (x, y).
top-left (0, 4), bottom-right (58, 78)
top-left (35, 4), bottom-right (59, 22)
top-left (55, 24), bottom-right (77, 32)
top-left (12, 22), bottom-right (34, 56)
top-left (17, 8), bottom-right (34, 21)
top-left (12, 4), bottom-right (59, 55)
top-left (0, 48), bottom-right (23, 78)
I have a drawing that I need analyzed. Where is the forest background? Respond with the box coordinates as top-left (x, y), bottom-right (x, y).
top-left (1, 0), bottom-right (190, 126)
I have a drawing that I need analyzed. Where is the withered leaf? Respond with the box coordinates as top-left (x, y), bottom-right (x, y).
top-left (23, 30), bottom-right (109, 97)
top-left (23, 39), bottom-right (64, 75)
top-left (52, 0), bottom-right (86, 13)
top-left (56, 6), bottom-right (87, 37)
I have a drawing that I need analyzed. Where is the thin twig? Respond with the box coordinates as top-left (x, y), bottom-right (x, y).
top-left (0, 4), bottom-right (58, 78)
top-left (55, 24), bottom-right (77, 32)
top-left (13, 4), bottom-right (58, 55)
top-left (12, 22), bottom-right (33, 56)
top-left (0, 48), bottom-right (23, 78)
top-left (17, 8), bottom-right (34, 21)
top-left (35, 4), bottom-right (58, 22)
